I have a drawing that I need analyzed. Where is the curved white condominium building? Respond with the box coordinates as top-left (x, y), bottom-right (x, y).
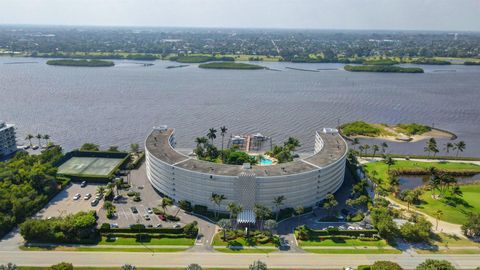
top-left (145, 126), bottom-right (347, 213)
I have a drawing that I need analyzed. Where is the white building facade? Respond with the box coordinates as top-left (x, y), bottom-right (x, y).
top-left (0, 121), bottom-right (16, 157)
top-left (145, 127), bottom-right (347, 213)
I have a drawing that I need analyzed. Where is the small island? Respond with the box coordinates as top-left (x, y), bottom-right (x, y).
top-left (46, 59), bottom-right (114, 67)
top-left (411, 58), bottom-right (451, 65)
top-left (339, 121), bottom-right (455, 142)
top-left (198, 62), bottom-right (265, 70)
top-left (169, 55), bottom-right (235, 63)
top-left (344, 65), bottom-right (424, 73)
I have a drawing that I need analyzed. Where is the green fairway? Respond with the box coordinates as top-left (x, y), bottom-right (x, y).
top-left (413, 184), bottom-right (480, 224)
top-left (57, 157), bottom-right (124, 176)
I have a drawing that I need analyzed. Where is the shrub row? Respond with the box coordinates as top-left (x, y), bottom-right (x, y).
top-left (103, 233), bottom-right (189, 239)
top-left (308, 229), bottom-right (378, 237)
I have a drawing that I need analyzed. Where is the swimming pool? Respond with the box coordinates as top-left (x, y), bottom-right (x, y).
top-left (260, 157), bottom-right (273, 165)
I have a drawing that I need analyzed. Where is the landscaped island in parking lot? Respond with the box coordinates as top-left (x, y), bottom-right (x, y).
top-left (46, 59), bottom-right (115, 67)
top-left (198, 62), bottom-right (265, 70)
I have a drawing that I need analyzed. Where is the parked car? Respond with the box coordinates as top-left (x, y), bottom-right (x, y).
top-left (146, 208), bottom-right (153, 214)
top-left (144, 214), bottom-right (151, 221)
top-left (90, 199), bottom-right (99, 206)
top-left (111, 223), bottom-right (119, 228)
top-left (131, 207), bottom-right (138, 214)
top-left (173, 223), bottom-right (181, 229)
top-left (32, 145), bottom-right (39, 150)
top-left (80, 181), bottom-right (87, 188)
top-left (95, 193), bottom-right (103, 200)
top-left (113, 195), bottom-right (122, 202)
top-left (147, 224), bottom-right (153, 228)
top-left (159, 214), bottom-right (166, 221)
top-left (155, 224), bottom-right (162, 228)
top-left (84, 193), bottom-right (92, 200)
top-left (73, 193), bottom-right (81, 200)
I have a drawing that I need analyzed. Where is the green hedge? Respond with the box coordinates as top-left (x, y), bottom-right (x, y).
top-left (103, 232), bottom-right (189, 239)
top-left (99, 227), bottom-right (184, 234)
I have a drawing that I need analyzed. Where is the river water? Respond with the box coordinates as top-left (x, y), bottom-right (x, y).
top-left (1, 57), bottom-right (479, 156)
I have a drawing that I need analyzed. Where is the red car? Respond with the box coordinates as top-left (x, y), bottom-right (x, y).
top-left (158, 214), bottom-right (166, 221)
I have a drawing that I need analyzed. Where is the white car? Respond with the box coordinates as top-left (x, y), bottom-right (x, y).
top-left (84, 193), bottom-right (92, 200)
top-left (73, 193), bottom-right (81, 200)
top-left (111, 223), bottom-right (119, 228)
top-left (147, 208), bottom-right (153, 214)
top-left (173, 223), bottom-right (181, 229)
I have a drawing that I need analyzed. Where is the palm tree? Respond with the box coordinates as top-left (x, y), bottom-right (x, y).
top-left (272, 196), bottom-right (285, 221)
top-left (96, 186), bottom-right (106, 196)
top-left (363, 144), bottom-right (370, 155)
top-left (372, 144), bottom-right (379, 158)
top-left (351, 138), bottom-right (360, 151)
top-left (381, 142), bottom-right (389, 154)
top-left (454, 141), bottom-right (466, 157)
top-left (207, 128), bottom-right (217, 144)
top-left (358, 145), bottom-right (365, 157)
top-left (434, 210), bottom-right (443, 230)
top-left (220, 126), bottom-right (228, 162)
top-left (25, 134), bottom-right (34, 147)
top-left (226, 202), bottom-right (241, 219)
top-left (42, 134), bottom-right (50, 146)
top-left (217, 219), bottom-right (231, 240)
top-left (294, 206), bottom-right (305, 223)
top-left (210, 193), bottom-right (226, 219)
top-left (253, 204), bottom-right (271, 230)
top-left (36, 133), bottom-right (42, 147)
top-left (195, 137), bottom-right (208, 147)
top-left (444, 142), bottom-right (454, 155)
top-left (384, 155), bottom-right (395, 172)
top-left (160, 197), bottom-right (173, 215)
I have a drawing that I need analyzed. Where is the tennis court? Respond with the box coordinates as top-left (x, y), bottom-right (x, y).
top-left (57, 157), bottom-right (124, 176)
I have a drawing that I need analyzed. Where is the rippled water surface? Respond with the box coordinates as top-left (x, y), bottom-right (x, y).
top-left (1, 57), bottom-right (479, 156)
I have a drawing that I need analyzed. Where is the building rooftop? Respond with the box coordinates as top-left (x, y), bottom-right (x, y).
top-left (146, 128), bottom-right (347, 177)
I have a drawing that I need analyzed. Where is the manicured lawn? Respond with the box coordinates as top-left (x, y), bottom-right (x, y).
top-left (413, 184), bottom-right (480, 224)
top-left (20, 245), bottom-right (188, 252)
top-left (303, 248), bottom-right (401, 254)
top-left (98, 236), bottom-right (194, 246)
top-left (215, 248), bottom-right (277, 253)
top-left (431, 233), bottom-right (480, 247)
top-left (416, 249), bottom-right (480, 254)
top-left (298, 238), bottom-right (388, 247)
top-left (212, 233), bottom-right (275, 247)
top-left (364, 160), bottom-right (480, 189)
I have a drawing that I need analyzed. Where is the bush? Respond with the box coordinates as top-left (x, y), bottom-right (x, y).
top-left (416, 259), bottom-right (456, 270)
top-left (183, 221), bottom-right (198, 238)
top-left (49, 262), bottom-right (73, 270)
top-left (178, 200), bottom-right (192, 212)
top-left (340, 121), bottom-right (381, 137)
top-left (100, 223), bottom-right (111, 230)
top-left (371, 261), bottom-right (403, 270)
top-left (166, 215), bottom-right (180, 222)
top-left (357, 265), bottom-right (371, 270)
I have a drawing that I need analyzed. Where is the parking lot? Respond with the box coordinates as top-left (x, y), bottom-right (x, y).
top-left (35, 182), bottom-right (103, 219)
top-left (96, 166), bottom-right (187, 229)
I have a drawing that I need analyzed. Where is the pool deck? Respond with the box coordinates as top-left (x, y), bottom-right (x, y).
top-left (146, 128), bottom-right (347, 177)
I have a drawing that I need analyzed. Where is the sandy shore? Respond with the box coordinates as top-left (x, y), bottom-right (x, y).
top-left (346, 127), bottom-right (455, 143)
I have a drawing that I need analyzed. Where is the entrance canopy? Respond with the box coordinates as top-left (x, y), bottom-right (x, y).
top-left (237, 210), bottom-right (256, 224)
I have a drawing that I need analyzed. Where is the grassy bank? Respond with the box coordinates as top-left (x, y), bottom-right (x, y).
top-left (339, 121), bottom-right (432, 137)
top-left (20, 246), bottom-right (188, 252)
top-left (298, 238), bottom-right (389, 247)
top-left (363, 160), bottom-right (480, 190)
top-left (199, 62), bottom-right (265, 70)
top-left (344, 65), bottom-right (424, 73)
top-left (98, 236), bottom-right (194, 246)
top-left (303, 248), bottom-right (401, 254)
top-left (46, 59), bottom-right (114, 67)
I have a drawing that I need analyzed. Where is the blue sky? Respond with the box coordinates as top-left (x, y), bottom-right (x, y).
top-left (0, 0), bottom-right (479, 31)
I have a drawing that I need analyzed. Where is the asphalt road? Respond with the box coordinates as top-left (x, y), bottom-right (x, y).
top-left (1, 250), bottom-right (480, 269)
